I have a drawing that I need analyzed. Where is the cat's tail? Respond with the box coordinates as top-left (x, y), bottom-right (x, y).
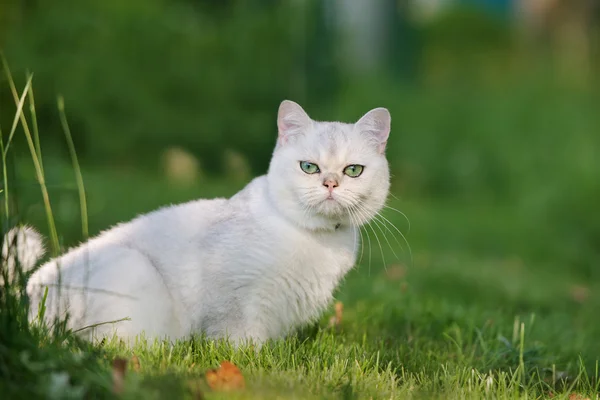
top-left (1, 225), bottom-right (45, 283)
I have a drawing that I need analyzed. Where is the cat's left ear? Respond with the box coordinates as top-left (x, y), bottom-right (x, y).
top-left (355, 108), bottom-right (391, 154)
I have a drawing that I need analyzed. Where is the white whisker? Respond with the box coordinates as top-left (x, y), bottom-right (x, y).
top-left (360, 205), bottom-right (392, 271)
top-left (370, 214), bottom-right (402, 262)
top-left (350, 204), bottom-right (372, 273)
top-left (383, 204), bottom-right (411, 232)
top-left (352, 204), bottom-right (385, 273)
top-left (372, 214), bottom-right (405, 253)
top-left (375, 211), bottom-right (412, 264)
top-left (346, 206), bottom-right (365, 266)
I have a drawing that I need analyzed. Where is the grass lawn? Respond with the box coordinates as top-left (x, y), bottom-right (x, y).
top-left (2, 164), bottom-right (598, 399)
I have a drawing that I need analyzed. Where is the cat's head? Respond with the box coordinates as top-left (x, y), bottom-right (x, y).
top-left (267, 100), bottom-right (391, 231)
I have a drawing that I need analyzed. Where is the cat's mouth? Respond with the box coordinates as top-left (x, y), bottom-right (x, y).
top-left (301, 191), bottom-right (358, 221)
top-left (321, 193), bottom-right (339, 204)
top-left (314, 195), bottom-right (348, 217)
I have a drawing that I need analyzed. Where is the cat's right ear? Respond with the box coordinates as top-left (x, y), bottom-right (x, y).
top-left (277, 100), bottom-right (311, 145)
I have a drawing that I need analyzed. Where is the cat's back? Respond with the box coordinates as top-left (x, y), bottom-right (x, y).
top-left (133, 176), bottom-right (267, 238)
top-left (109, 196), bottom-right (230, 257)
top-left (112, 177), bottom-right (270, 259)
top-left (124, 196), bottom-right (229, 238)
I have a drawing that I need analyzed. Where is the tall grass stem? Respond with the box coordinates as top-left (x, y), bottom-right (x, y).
top-left (58, 95), bottom-right (88, 239)
top-left (1, 56), bottom-right (60, 255)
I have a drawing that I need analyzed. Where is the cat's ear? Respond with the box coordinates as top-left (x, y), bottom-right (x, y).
top-left (277, 100), bottom-right (311, 145)
top-left (355, 108), bottom-right (391, 154)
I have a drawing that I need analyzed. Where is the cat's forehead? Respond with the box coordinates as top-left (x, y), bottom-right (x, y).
top-left (303, 122), bottom-right (365, 159)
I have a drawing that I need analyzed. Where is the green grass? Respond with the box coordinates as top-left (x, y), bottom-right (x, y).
top-left (3, 164), bottom-right (599, 399)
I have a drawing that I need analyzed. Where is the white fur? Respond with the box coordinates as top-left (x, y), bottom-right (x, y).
top-left (2, 226), bottom-right (45, 283)
top-left (20, 100), bottom-right (392, 344)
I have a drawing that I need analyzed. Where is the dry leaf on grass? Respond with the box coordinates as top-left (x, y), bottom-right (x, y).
top-left (568, 394), bottom-right (591, 400)
top-left (205, 361), bottom-right (245, 392)
top-left (131, 354), bottom-right (141, 372)
top-left (112, 358), bottom-right (128, 394)
top-left (328, 301), bottom-right (343, 328)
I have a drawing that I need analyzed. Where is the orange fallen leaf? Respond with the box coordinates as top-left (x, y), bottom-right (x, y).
top-left (131, 354), bottom-right (141, 372)
top-left (112, 358), bottom-right (128, 394)
top-left (205, 361), bottom-right (245, 392)
top-left (335, 301), bottom-right (343, 325)
top-left (328, 301), bottom-right (343, 328)
top-left (568, 394), bottom-right (590, 400)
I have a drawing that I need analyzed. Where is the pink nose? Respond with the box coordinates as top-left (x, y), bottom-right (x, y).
top-left (323, 179), bottom-right (338, 192)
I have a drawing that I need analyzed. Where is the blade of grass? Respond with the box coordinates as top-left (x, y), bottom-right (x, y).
top-left (27, 73), bottom-right (44, 176)
top-left (0, 126), bottom-right (10, 227)
top-left (58, 95), bottom-right (88, 239)
top-left (36, 286), bottom-right (49, 323)
top-left (3, 74), bottom-right (31, 155)
top-left (1, 56), bottom-right (59, 255)
top-left (72, 317), bottom-right (131, 334)
top-left (58, 94), bottom-right (90, 324)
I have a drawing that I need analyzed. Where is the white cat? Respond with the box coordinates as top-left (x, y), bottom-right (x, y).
top-left (4, 100), bottom-right (392, 344)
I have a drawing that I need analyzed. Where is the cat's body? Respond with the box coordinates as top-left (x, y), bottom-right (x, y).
top-left (10, 100), bottom-right (392, 343)
top-left (27, 176), bottom-right (356, 341)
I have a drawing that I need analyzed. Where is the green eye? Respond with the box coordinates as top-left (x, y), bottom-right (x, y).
top-left (300, 161), bottom-right (320, 174)
top-left (343, 164), bottom-right (364, 178)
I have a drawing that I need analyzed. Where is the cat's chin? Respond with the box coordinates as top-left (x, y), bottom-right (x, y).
top-left (305, 204), bottom-right (360, 230)
top-left (306, 198), bottom-right (345, 218)
top-left (298, 214), bottom-right (353, 231)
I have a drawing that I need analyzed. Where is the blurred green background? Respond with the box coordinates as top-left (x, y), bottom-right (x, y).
top-left (1, 0), bottom-right (599, 301)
